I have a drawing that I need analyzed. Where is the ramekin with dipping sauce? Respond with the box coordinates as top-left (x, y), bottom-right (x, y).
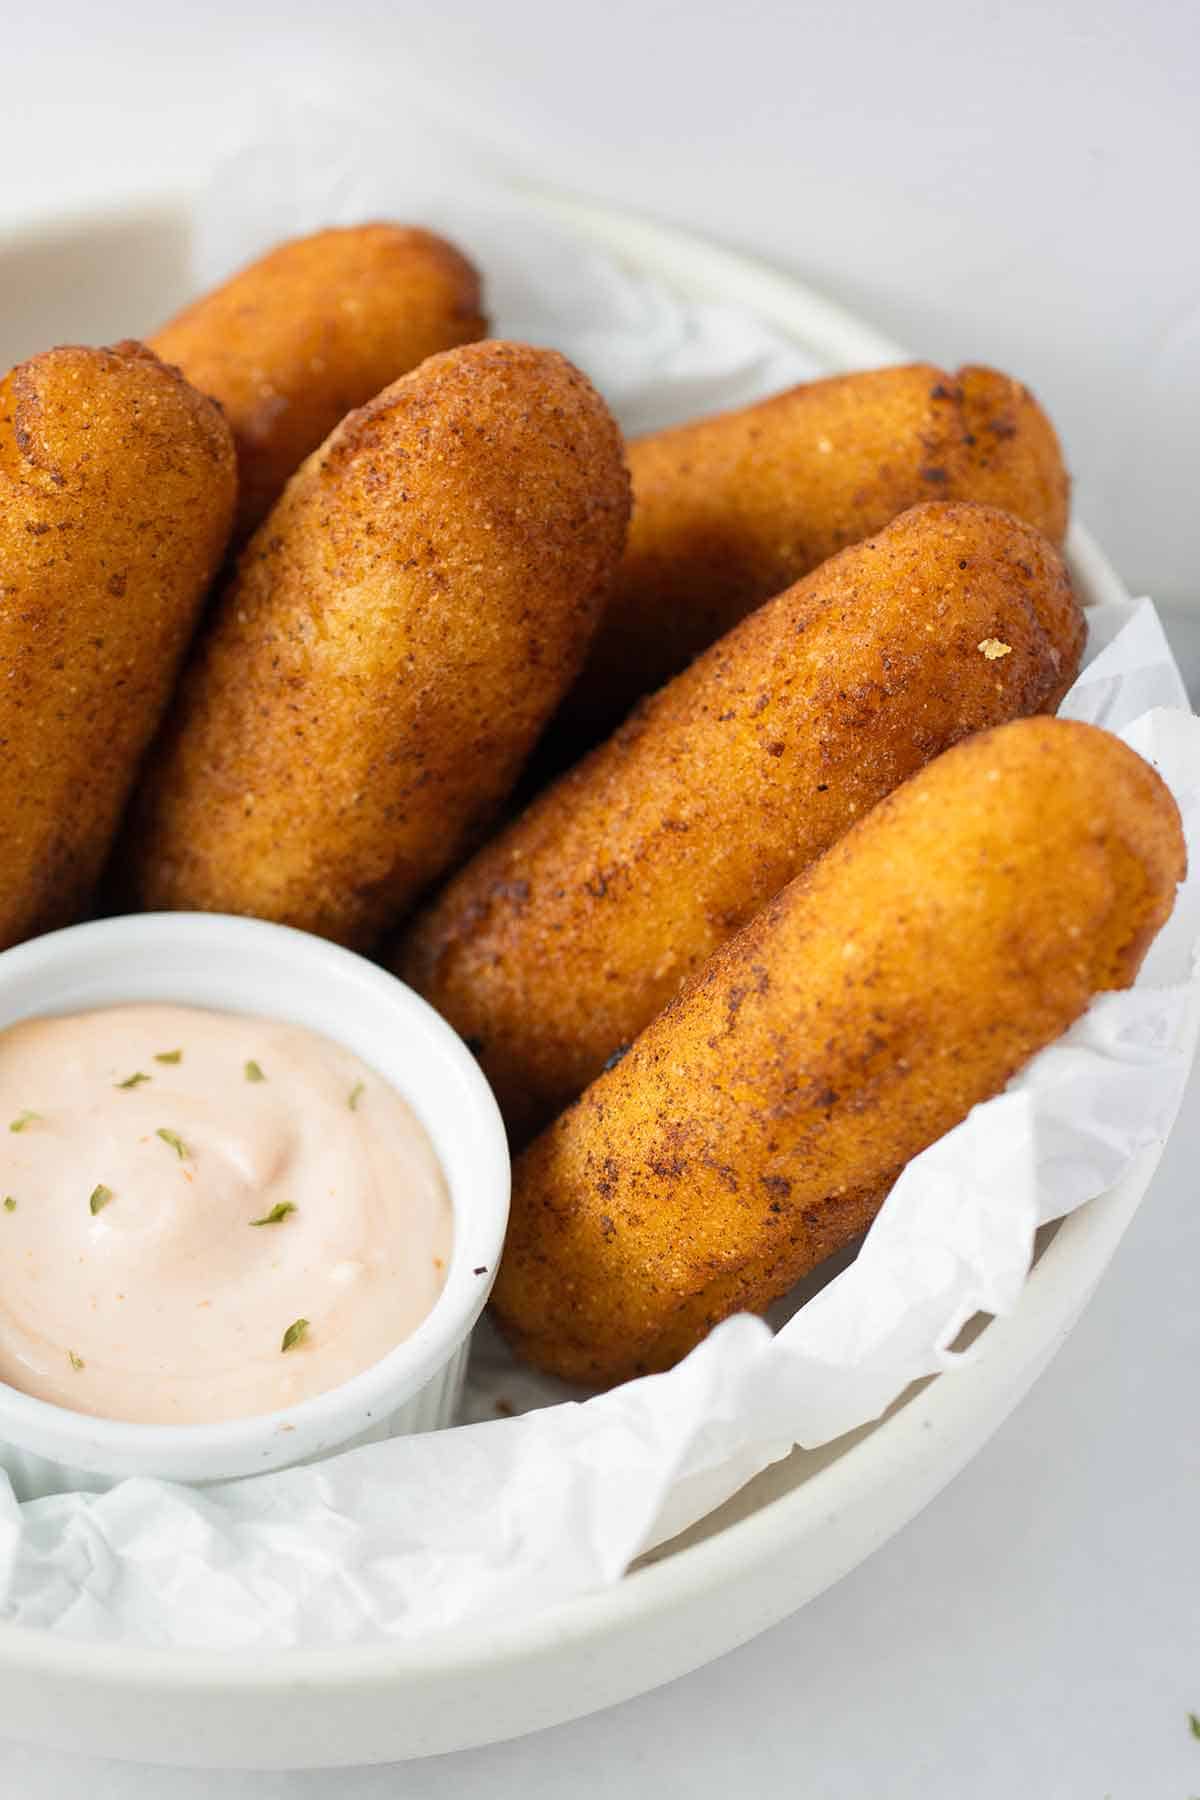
top-left (0, 913), bottom-right (509, 1498)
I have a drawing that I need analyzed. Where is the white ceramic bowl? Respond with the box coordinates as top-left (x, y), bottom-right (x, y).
top-left (0, 913), bottom-right (510, 1496)
top-left (0, 187), bottom-right (1192, 1769)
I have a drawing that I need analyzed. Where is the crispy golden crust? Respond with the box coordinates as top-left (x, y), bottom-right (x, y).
top-left (398, 502), bottom-right (1084, 1141)
top-left (493, 717), bottom-right (1184, 1385)
top-left (0, 341), bottom-right (236, 947)
top-left (150, 223), bottom-right (486, 539)
top-left (125, 341), bottom-right (630, 948)
top-left (954, 364), bottom-right (1071, 543)
top-left (560, 361), bottom-right (1071, 742)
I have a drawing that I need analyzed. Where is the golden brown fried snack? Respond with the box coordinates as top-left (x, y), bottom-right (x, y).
top-left (562, 361), bottom-right (1070, 741)
top-left (398, 502), bottom-right (1084, 1141)
top-left (0, 341), bottom-right (236, 948)
top-left (150, 224), bottom-right (486, 539)
top-left (126, 340), bottom-right (630, 948)
top-left (493, 716), bottom-right (1183, 1384)
top-left (955, 365), bottom-right (1071, 540)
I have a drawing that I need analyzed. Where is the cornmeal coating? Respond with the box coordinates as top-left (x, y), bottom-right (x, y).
top-left (399, 502), bottom-right (1084, 1141)
top-left (126, 341), bottom-right (630, 948)
top-left (562, 362), bottom-right (1070, 741)
top-left (0, 341), bottom-right (235, 947)
top-left (955, 365), bottom-right (1070, 539)
top-left (493, 716), bottom-right (1183, 1384)
top-left (150, 223), bottom-right (486, 538)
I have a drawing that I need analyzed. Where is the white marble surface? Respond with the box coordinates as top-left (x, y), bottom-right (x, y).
top-left (0, 5), bottom-right (1197, 1788)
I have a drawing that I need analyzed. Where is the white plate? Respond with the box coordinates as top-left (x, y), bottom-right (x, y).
top-left (0, 191), bottom-right (1189, 1770)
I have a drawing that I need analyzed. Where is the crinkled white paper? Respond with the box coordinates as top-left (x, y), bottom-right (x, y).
top-left (188, 92), bottom-right (823, 433)
top-left (0, 107), bottom-right (1197, 1649)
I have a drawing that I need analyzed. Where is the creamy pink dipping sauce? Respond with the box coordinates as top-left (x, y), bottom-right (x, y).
top-left (0, 1004), bottom-right (452, 1424)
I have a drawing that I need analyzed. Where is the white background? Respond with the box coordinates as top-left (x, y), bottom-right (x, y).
top-left (3, 0), bottom-right (1199, 607)
top-left (1, 3), bottom-right (1198, 1792)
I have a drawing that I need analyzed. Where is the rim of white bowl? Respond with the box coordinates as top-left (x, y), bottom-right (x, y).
top-left (0, 913), bottom-right (511, 1475)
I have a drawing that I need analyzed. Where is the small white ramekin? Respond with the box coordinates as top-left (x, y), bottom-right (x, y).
top-left (0, 913), bottom-right (510, 1498)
